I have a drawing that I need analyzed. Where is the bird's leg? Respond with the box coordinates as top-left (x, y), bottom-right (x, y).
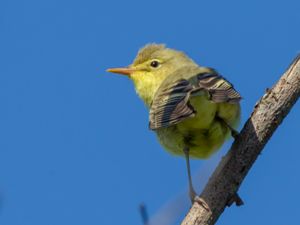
top-left (217, 117), bottom-right (239, 139)
top-left (183, 147), bottom-right (197, 202)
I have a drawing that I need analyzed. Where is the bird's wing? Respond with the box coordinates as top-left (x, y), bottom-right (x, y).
top-left (197, 73), bottom-right (241, 103)
top-left (149, 72), bottom-right (241, 130)
top-left (149, 79), bottom-right (196, 130)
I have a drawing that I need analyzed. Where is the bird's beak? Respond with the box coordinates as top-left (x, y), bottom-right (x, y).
top-left (106, 67), bottom-right (136, 76)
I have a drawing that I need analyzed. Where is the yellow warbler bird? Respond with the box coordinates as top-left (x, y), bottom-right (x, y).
top-left (107, 44), bottom-right (241, 202)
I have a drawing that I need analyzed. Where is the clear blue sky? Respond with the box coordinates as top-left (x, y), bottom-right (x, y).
top-left (1, 0), bottom-right (300, 224)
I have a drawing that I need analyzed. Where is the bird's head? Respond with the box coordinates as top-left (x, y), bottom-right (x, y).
top-left (107, 44), bottom-right (197, 106)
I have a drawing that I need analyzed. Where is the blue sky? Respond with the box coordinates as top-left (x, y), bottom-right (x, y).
top-left (1, 0), bottom-right (300, 224)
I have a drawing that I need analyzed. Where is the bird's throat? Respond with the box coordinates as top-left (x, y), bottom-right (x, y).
top-left (131, 73), bottom-right (165, 107)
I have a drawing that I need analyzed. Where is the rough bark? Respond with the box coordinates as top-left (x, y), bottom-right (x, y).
top-left (181, 54), bottom-right (300, 225)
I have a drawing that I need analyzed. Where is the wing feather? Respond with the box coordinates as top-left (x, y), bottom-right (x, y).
top-left (149, 79), bottom-right (195, 130)
top-left (197, 73), bottom-right (241, 103)
top-left (149, 71), bottom-right (241, 130)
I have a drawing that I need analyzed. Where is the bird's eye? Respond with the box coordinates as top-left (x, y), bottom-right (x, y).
top-left (150, 60), bottom-right (160, 68)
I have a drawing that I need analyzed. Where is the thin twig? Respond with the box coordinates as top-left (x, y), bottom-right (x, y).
top-left (139, 203), bottom-right (149, 225)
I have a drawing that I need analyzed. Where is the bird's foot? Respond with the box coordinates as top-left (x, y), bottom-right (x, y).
top-left (193, 196), bottom-right (211, 211)
top-left (231, 129), bottom-right (240, 139)
top-left (189, 188), bottom-right (197, 203)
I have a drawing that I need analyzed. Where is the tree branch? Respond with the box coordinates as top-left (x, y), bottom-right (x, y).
top-left (181, 54), bottom-right (300, 225)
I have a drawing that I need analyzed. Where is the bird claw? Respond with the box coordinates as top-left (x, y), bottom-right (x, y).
top-left (193, 196), bottom-right (211, 211)
top-left (189, 189), bottom-right (197, 203)
top-left (231, 129), bottom-right (240, 139)
top-left (189, 190), bottom-right (211, 211)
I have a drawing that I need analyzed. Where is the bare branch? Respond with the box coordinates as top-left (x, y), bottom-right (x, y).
top-left (181, 54), bottom-right (300, 225)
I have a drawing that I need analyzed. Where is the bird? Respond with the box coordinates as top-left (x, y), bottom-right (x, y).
top-left (106, 44), bottom-right (241, 202)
